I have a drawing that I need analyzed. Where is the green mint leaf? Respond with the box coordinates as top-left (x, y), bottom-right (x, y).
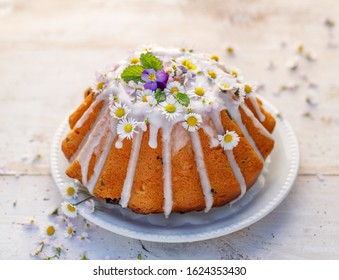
top-left (140, 52), bottom-right (162, 71)
top-left (121, 65), bottom-right (144, 83)
top-left (155, 90), bottom-right (166, 104)
top-left (174, 92), bottom-right (190, 107)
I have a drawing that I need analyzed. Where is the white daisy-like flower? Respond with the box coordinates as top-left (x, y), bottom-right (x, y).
top-left (240, 82), bottom-right (257, 96)
top-left (45, 224), bottom-right (57, 239)
top-left (91, 71), bottom-right (108, 94)
top-left (217, 76), bottom-right (237, 91)
top-left (76, 232), bottom-right (90, 243)
top-left (201, 96), bottom-right (218, 112)
top-left (64, 222), bottom-right (76, 238)
top-left (182, 113), bottom-right (203, 132)
top-left (159, 95), bottom-right (183, 121)
top-left (137, 89), bottom-right (155, 103)
top-left (62, 181), bottom-right (78, 200)
top-left (164, 81), bottom-right (185, 95)
top-left (205, 66), bottom-right (219, 80)
top-left (178, 56), bottom-right (198, 71)
top-left (61, 201), bottom-right (78, 219)
top-left (218, 130), bottom-right (240, 151)
top-left (187, 78), bottom-right (209, 100)
top-left (84, 199), bottom-right (96, 214)
top-left (145, 95), bottom-right (156, 109)
top-left (110, 102), bottom-right (131, 119)
top-left (117, 117), bottom-right (138, 140)
top-left (228, 67), bottom-right (243, 81)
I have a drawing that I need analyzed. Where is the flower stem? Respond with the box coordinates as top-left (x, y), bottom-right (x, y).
top-left (74, 195), bottom-right (94, 206)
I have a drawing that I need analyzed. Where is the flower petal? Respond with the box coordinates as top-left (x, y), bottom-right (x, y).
top-left (144, 81), bottom-right (158, 91)
top-left (156, 69), bottom-right (169, 83)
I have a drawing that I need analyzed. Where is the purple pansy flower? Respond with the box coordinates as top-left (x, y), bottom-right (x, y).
top-left (141, 69), bottom-right (169, 91)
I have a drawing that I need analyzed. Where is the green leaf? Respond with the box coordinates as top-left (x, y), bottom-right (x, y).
top-left (174, 92), bottom-right (190, 107)
top-left (155, 89), bottom-right (166, 104)
top-left (121, 65), bottom-right (144, 83)
top-left (140, 52), bottom-right (162, 71)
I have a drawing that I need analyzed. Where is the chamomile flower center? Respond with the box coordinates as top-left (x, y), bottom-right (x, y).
top-left (115, 107), bottom-right (125, 118)
top-left (66, 187), bottom-right (75, 196)
top-left (231, 70), bottom-right (238, 78)
top-left (46, 226), bottom-right (55, 236)
top-left (96, 82), bottom-right (104, 90)
top-left (187, 116), bottom-right (198, 126)
top-left (149, 73), bottom-right (156, 81)
top-left (142, 95), bottom-right (149, 102)
top-left (67, 227), bottom-right (73, 235)
top-left (208, 70), bottom-right (217, 79)
top-left (67, 204), bottom-right (76, 212)
top-left (130, 57), bottom-right (139, 64)
top-left (224, 134), bottom-right (233, 143)
top-left (165, 104), bottom-right (176, 113)
top-left (244, 84), bottom-right (252, 94)
top-left (195, 87), bottom-right (205, 96)
top-left (170, 87), bottom-right (179, 94)
top-left (221, 83), bottom-right (230, 89)
top-left (210, 54), bottom-right (219, 62)
top-left (182, 59), bottom-right (196, 70)
top-left (124, 124), bottom-right (133, 133)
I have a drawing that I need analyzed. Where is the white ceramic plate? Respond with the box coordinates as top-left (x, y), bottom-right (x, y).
top-left (50, 98), bottom-right (299, 243)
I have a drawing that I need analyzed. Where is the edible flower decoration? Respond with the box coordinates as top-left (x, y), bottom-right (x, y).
top-left (218, 130), bottom-right (240, 151)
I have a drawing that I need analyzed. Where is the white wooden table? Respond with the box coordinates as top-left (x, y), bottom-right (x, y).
top-left (1, 0), bottom-right (339, 260)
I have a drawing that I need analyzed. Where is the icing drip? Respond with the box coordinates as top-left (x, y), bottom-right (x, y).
top-left (190, 131), bottom-right (214, 212)
top-left (70, 99), bottom-right (109, 162)
top-left (248, 94), bottom-right (266, 122)
top-left (223, 95), bottom-right (264, 162)
top-left (75, 92), bottom-right (108, 129)
top-left (87, 117), bottom-right (117, 194)
top-left (78, 110), bottom-right (111, 185)
top-left (120, 129), bottom-right (144, 208)
top-left (210, 108), bottom-right (247, 199)
top-left (240, 104), bottom-right (273, 140)
top-left (162, 123), bottom-right (174, 218)
top-left (201, 124), bottom-right (219, 148)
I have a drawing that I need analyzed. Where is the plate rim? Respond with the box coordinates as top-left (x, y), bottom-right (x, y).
top-left (50, 97), bottom-right (299, 243)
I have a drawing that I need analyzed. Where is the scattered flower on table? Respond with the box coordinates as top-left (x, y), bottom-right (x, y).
top-left (61, 202), bottom-right (78, 219)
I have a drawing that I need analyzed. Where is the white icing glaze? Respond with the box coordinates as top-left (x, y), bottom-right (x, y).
top-left (86, 117), bottom-right (117, 194)
top-left (248, 94), bottom-right (266, 122)
top-left (162, 123), bottom-right (174, 218)
top-left (190, 131), bottom-right (214, 212)
top-left (120, 129), bottom-right (144, 208)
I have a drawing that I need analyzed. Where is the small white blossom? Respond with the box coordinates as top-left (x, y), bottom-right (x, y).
top-left (182, 113), bottom-right (203, 132)
top-left (164, 81), bottom-right (185, 94)
top-left (61, 201), bottom-right (78, 219)
top-left (159, 95), bottom-right (183, 120)
top-left (218, 130), bottom-right (240, 151)
top-left (117, 117), bottom-right (138, 140)
top-left (110, 102), bottom-right (131, 119)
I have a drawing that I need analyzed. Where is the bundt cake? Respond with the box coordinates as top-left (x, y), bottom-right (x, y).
top-left (61, 45), bottom-right (276, 217)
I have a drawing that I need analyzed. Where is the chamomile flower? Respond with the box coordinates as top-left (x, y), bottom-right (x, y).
top-left (61, 201), bottom-right (78, 219)
top-left (228, 67), bottom-right (243, 80)
top-left (218, 76), bottom-right (237, 91)
top-left (91, 71), bottom-right (108, 94)
top-left (159, 95), bottom-right (183, 121)
top-left (179, 56), bottom-right (197, 71)
top-left (164, 81), bottom-right (185, 95)
top-left (64, 222), bottom-right (76, 238)
top-left (182, 113), bottom-right (203, 132)
top-left (76, 232), bottom-right (90, 243)
top-left (110, 102), bottom-right (130, 119)
top-left (218, 130), bottom-right (240, 151)
top-left (205, 66), bottom-right (220, 80)
top-left (201, 96), bottom-right (218, 112)
top-left (187, 78), bottom-right (209, 100)
top-left (137, 89), bottom-right (155, 103)
top-left (117, 117), bottom-right (138, 140)
top-left (62, 181), bottom-right (78, 200)
top-left (240, 82), bottom-right (257, 96)
top-left (45, 224), bottom-right (57, 239)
